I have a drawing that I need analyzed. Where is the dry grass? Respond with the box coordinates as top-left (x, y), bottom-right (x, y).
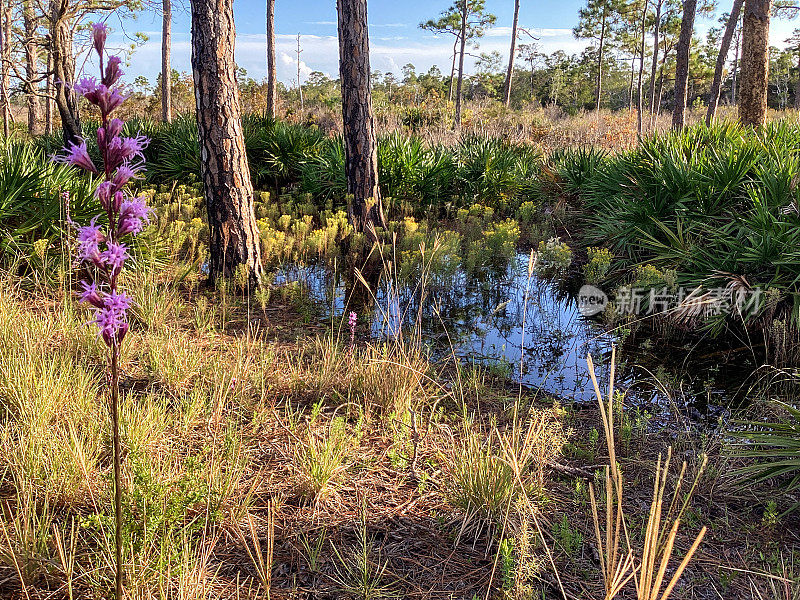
top-left (0, 253), bottom-right (797, 600)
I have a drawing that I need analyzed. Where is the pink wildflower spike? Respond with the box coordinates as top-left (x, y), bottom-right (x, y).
top-left (76, 217), bottom-right (105, 265)
top-left (73, 76), bottom-right (99, 97)
top-left (103, 56), bottom-right (123, 87)
top-left (118, 196), bottom-right (152, 236)
top-left (54, 139), bottom-right (98, 174)
top-left (79, 280), bottom-right (105, 308)
top-left (111, 165), bottom-right (139, 189)
top-left (100, 241), bottom-right (129, 276)
top-left (96, 181), bottom-right (115, 210)
top-left (106, 133), bottom-right (149, 170)
top-left (92, 22), bottom-right (109, 56)
top-left (107, 118), bottom-right (124, 139)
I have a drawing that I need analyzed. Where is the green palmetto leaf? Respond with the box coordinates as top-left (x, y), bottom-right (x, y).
top-left (731, 402), bottom-right (800, 498)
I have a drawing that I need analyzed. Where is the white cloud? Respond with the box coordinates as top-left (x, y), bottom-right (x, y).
top-left (110, 23), bottom-right (587, 86)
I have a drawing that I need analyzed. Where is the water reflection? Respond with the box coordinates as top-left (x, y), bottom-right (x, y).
top-left (276, 254), bottom-right (622, 403)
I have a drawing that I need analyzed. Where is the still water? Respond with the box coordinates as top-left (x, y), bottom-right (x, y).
top-left (276, 254), bottom-right (753, 419)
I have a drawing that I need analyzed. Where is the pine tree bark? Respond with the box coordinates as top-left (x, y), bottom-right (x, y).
top-left (503, 0), bottom-right (520, 107)
top-left (732, 26), bottom-right (740, 103)
top-left (794, 50), bottom-right (800, 110)
top-left (0, 0), bottom-right (10, 138)
top-left (266, 0), bottom-right (277, 118)
top-left (337, 0), bottom-right (385, 234)
top-left (23, 0), bottom-right (41, 135)
top-left (672, 0), bottom-right (697, 129)
top-left (637, 0), bottom-right (648, 133)
top-left (191, 0), bottom-right (264, 287)
top-left (595, 6), bottom-right (607, 111)
top-left (448, 36), bottom-right (458, 101)
top-left (45, 45), bottom-right (53, 136)
top-left (454, 0), bottom-right (467, 128)
top-left (162, 0), bottom-right (172, 123)
top-left (648, 0), bottom-right (663, 120)
top-left (706, 0), bottom-right (744, 124)
top-left (738, 0), bottom-right (771, 126)
top-left (51, 0), bottom-right (81, 145)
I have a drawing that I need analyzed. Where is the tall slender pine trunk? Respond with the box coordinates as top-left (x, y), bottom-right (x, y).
top-left (672, 0), bottom-right (697, 129)
top-left (732, 25), bottom-right (740, 103)
top-left (45, 45), bottom-right (53, 136)
top-left (23, 0), bottom-right (41, 135)
top-left (454, 0), bottom-right (468, 128)
top-left (448, 37), bottom-right (458, 102)
top-left (266, 0), bottom-right (277, 118)
top-left (595, 6), bottom-right (607, 111)
top-left (794, 50), bottom-right (800, 110)
top-left (706, 0), bottom-right (744, 124)
top-left (648, 0), bottom-right (662, 122)
top-left (190, 0), bottom-right (264, 287)
top-left (162, 0), bottom-right (172, 123)
top-left (503, 0), bottom-right (520, 107)
top-left (637, 0), bottom-right (649, 133)
top-left (628, 56), bottom-right (636, 110)
top-left (0, 0), bottom-right (10, 138)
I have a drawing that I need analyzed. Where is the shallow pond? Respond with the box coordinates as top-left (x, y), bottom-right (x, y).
top-left (276, 254), bottom-right (760, 421)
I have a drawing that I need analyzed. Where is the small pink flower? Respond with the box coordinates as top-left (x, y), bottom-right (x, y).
top-left (103, 56), bottom-right (123, 87)
top-left (54, 139), bottom-right (98, 174)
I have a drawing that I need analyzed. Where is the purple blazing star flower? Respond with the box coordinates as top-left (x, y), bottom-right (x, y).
top-left (94, 291), bottom-right (131, 346)
top-left (77, 217), bottom-right (105, 265)
top-left (54, 139), bottom-right (98, 174)
top-left (106, 134), bottom-right (149, 170)
top-left (348, 311), bottom-right (357, 348)
top-left (79, 280), bottom-right (105, 308)
top-left (111, 164), bottom-right (139, 188)
top-left (83, 84), bottom-right (126, 116)
top-left (59, 21), bottom-right (152, 352)
top-left (106, 118), bottom-right (124, 139)
top-left (92, 22), bottom-right (108, 56)
top-left (96, 181), bottom-right (114, 210)
top-left (102, 56), bottom-right (123, 87)
top-left (100, 241), bottom-right (129, 276)
top-left (117, 196), bottom-right (151, 236)
top-left (73, 76), bottom-right (99, 97)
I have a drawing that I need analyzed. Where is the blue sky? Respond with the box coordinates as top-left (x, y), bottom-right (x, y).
top-left (105, 0), bottom-right (799, 87)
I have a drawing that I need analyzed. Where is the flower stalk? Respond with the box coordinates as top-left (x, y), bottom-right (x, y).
top-left (54, 23), bottom-right (151, 599)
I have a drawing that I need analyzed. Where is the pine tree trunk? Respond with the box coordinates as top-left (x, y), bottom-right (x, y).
top-left (1, 0), bottom-right (10, 138)
top-left (595, 7), bottom-right (607, 111)
top-left (337, 0), bottom-right (385, 235)
top-left (266, 0), bottom-right (277, 118)
top-left (190, 0), bottom-right (264, 287)
top-left (637, 0), bottom-right (648, 133)
top-left (45, 44), bottom-right (52, 136)
top-left (706, 0), bottom-right (744, 124)
top-left (162, 0), bottom-right (172, 123)
top-left (648, 0), bottom-right (662, 120)
top-left (794, 51), bottom-right (800, 110)
top-left (51, 0), bottom-right (81, 145)
top-left (738, 0), bottom-right (771, 126)
top-left (454, 0), bottom-right (467, 128)
top-left (503, 0), bottom-right (520, 107)
top-left (628, 56), bottom-right (635, 109)
top-left (23, 0), bottom-right (41, 135)
top-left (732, 26), bottom-right (740, 103)
top-left (672, 0), bottom-right (697, 130)
top-left (448, 36), bottom-right (458, 102)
